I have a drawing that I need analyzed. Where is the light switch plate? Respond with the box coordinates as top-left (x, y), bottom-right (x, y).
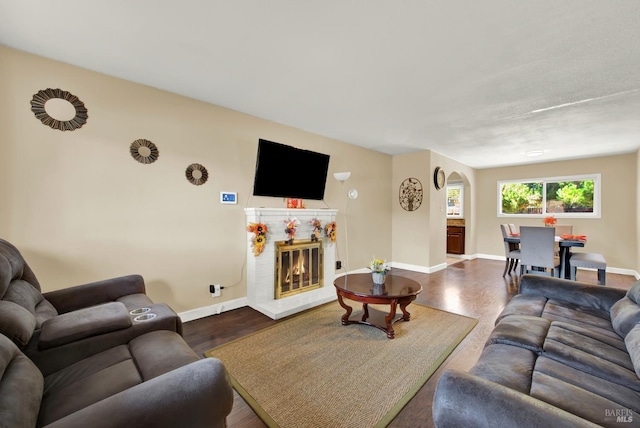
top-left (220, 191), bottom-right (237, 204)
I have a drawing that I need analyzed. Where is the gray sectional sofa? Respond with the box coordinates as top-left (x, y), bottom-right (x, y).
top-left (0, 239), bottom-right (233, 427)
top-left (433, 274), bottom-right (640, 428)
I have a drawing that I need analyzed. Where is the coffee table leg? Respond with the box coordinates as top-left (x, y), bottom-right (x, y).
top-left (399, 301), bottom-right (411, 321)
top-left (336, 293), bottom-right (353, 325)
top-left (385, 300), bottom-right (398, 339)
top-left (362, 303), bottom-right (369, 321)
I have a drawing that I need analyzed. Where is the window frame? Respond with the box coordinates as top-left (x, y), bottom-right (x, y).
top-left (497, 173), bottom-right (601, 219)
top-left (446, 182), bottom-right (464, 219)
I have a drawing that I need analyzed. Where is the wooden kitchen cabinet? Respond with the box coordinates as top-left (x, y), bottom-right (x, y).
top-left (447, 226), bottom-right (465, 254)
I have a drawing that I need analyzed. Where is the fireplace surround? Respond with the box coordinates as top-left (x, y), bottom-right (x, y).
top-left (245, 208), bottom-right (338, 319)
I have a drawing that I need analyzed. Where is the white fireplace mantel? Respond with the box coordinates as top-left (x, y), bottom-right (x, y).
top-left (245, 208), bottom-right (338, 319)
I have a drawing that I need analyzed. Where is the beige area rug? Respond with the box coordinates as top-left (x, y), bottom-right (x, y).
top-left (204, 302), bottom-right (477, 428)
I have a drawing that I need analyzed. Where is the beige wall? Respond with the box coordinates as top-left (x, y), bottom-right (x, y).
top-left (0, 46), bottom-right (392, 312)
top-left (391, 150), bottom-right (476, 270)
top-left (391, 151), bottom-right (430, 267)
top-left (476, 154), bottom-right (638, 271)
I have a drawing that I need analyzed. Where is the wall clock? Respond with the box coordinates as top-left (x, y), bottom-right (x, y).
top-left (399, 178), bottom-right (423, 211)
top-left (434, 167), bottom-right (446, 190)
top-left (30, 88), bottom-right (88, 131)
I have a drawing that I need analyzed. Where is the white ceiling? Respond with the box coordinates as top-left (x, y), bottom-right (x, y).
top-left (1, 1), bottom-right (639, 168)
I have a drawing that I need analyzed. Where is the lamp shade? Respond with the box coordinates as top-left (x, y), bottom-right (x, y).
top-left (333, 172), bottom-right (351, 182)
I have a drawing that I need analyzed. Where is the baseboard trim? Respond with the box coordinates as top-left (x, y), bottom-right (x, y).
top-left (179, 297), bottom-right (248, 323)
top-left (390, 261), bottom-right (447, 274)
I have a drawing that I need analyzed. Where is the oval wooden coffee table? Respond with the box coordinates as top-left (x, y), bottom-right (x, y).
top-left (333, 273), bottom-right (423, 339)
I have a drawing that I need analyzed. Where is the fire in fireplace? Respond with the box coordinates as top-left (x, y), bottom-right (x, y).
top-left (275, 239), bottom-right (323, 299)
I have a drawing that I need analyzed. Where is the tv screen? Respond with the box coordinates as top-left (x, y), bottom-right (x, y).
top-left (252, 139), bottom-right (330, 200)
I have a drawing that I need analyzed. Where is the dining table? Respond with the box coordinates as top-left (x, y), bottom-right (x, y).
top-left (504, 233), bottom-right (586, 279)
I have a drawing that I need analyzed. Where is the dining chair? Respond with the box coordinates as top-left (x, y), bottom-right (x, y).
top-left (500, 224), bottom-right (520, 276)
top-left (553, 224), bottom-right (573, 256)
top-left (519, 226), bottom-right (561, 277)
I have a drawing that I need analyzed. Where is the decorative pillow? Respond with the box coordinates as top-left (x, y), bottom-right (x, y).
top-left (610, 297), bottom-right (640, 338)
top-left (627, 280), bottom-right (640, 304)
top-left (625, 323), bottom-right (640, 378)
top-left (0, 300), bottom-right (37, 348)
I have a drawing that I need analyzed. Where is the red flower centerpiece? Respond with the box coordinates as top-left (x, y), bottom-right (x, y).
top-left (543, 216), bottom-right (557, 227)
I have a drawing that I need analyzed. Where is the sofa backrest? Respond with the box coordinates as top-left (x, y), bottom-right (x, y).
top-left (0, 333), bottom-right (44, 427)
top-left (610, 280), bottom-right (640, 338)
top-left (0, 239), bottom-right (58, 348)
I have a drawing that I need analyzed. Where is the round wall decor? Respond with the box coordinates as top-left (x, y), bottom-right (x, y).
top-left (399, 178), bottom-right (423, 211)
top-left (30, 88), bottom-right (88, 131)
top-left (130, 139), bottom-right (159, 164)
top-left (433, 166), bottom-right (446, 190)
top-left (185, 163), bottom-right (209, 186)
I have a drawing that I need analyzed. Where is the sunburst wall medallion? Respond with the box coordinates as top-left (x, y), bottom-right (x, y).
top-left (30, 88), bottom-right (88, 131)
top-left (130, 139), bottom-right (159, 164)
top-left (186, 163), bottom-right (209, 186)
top-left (399, 178), bottom-right (423, 211)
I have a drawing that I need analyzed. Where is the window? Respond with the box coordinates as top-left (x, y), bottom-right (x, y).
top-left (498, 174), bottom-right (600, 218)
top-left (447, 183), bottom-right (464, 218)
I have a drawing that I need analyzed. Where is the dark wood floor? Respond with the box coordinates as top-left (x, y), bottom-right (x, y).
top-left (182, 259), bottom-right (637, 427)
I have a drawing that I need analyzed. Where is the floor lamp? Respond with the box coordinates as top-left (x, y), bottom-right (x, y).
top-left (333, 172), bottom-right (358, 274)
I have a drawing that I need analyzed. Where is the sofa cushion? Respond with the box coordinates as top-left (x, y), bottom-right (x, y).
top-left (543, 335), bottom-right (639, 392)
top-left (486, 316), bottom-right (550, 353)
top-left (626, 323), bottom-right (640, 378)
top-left (627, 280), bottom-right (640, 304)
top-left (39, 302), bottom-right (132, 350)
top-left (0, 334), bottom-right (44, 428)
top-left (496, 293), bottom-right (616, 338)
top-left (545, 323), bottom-right (635, 375)
top-left (0, 300), bottom-right (36, 348)
top-left (469, 344), bottom-right (536, 394)
top-left (128, 330), bottom-right (199, 381)
top-left (40, 344), bottom-right (142, 426)
top-left (39, 330), bottom-right (199, 426)
top-left (610, 297), bottom-right (640, 338)
top-left (531, 361), bottom-right (639, 425)
top-left (495, 294), bottom-right (547, 324)
top-left (2, 278), bottom-right (45, 315)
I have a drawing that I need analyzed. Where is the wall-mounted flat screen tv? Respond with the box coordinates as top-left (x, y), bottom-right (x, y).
top-left (252, 139), bottom-right (330, 200)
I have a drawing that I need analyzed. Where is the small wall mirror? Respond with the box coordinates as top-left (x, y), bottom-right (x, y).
top-left (30, 88), bottom-right (88, 131)
top-left (186, 163), bottom-right (209, 186)
top-left (130, 139), bottom-right (159, 164)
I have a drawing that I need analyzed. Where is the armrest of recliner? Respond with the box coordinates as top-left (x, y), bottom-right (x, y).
top-left (433, 369), bottom-right (600, 428)
top-left (38, 302), bottom-right (132, 349)
top-left (43, 274), bottom-right (147, 313)
top-left (44, 358), bottom-right (234, 428)
top-left (519, 274), bottom-right (626, 312)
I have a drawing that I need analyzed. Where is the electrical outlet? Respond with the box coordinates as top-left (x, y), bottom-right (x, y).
top-left (209, 284), bottom-right (221, 297)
